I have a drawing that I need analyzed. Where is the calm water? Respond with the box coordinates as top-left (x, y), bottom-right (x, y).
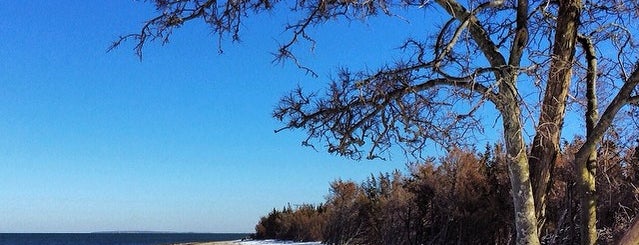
top-left (0, 233), bottom-right (250, 245)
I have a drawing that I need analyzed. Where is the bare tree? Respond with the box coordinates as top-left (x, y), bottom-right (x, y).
top-left (528, 0), bottom-right (580, 234)
top-left (113, 0), bottom-right (639, 243)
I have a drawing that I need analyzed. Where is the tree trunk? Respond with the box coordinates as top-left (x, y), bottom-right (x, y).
top-left (574, 144), bottom-right (598, 245)
top-left (499, 75), bottom-right (541, 245)
top-left (529, 0), bottom-right (581, 233)
top-left (434, 1), bottom-right (541, 243)
top-left (578, 146), bottom-right (597, 245)
top-left (619, 216), bottom-right (639, 245)
top-left (577, 34), bottom-right (598, 245)
top-left (573, 66), bottom-right (639, 245)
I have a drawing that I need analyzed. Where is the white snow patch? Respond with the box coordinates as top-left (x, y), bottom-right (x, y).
top-left (233, 240), bottom-right (321, 245)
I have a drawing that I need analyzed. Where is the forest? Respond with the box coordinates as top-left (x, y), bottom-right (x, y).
top-left (254, 140), bottom-right (639, 244)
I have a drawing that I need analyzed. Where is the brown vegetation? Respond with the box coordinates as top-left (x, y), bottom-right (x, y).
top-left (255, 143), bottom-right (639, 244)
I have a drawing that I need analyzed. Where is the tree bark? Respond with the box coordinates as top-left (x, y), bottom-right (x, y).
top-left (619, 216), bottom-right (639, 245)
top-left (574, 65), bottom-right (639, 245)
top-left (577, 34), bottom-right (598, 245)
top-left (529, 0), bottom-right (581, 233)
top-left (503, 4), bottom-right (541, 242)
top-left (498, 73), bottom-right (541, 245)
top-left (434, 1), bottom-right (540, 244)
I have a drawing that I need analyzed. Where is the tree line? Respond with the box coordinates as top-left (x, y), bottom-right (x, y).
top-left (255, 141), bottom-right (639, 244)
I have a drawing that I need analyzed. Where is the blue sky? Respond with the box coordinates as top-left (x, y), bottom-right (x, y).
top-left (0, 1), bottom-right (450, 233)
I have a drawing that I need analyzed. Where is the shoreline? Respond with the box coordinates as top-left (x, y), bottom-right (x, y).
top-left (173, 241), bottom-right (240, 245)
top-left (173, 240), bottom-right (322, 245)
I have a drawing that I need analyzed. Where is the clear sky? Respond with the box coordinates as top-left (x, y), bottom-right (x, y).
top-left (0, 1), bottom-right (448, 233)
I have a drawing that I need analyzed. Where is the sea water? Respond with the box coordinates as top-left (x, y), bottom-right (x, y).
top-left (0, 233), bottom-right (250, 245)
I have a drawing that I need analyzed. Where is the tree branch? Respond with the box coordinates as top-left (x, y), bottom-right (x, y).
top-left (508, 0), bottom-right (529, 67)
top-left (274, 64), bottom-right (498, 159)
top-left (434, 0), bottom-right (507, 69)
top-left (576, 63), bottom-right (639, 160)
top-left (577, 34), bottom-right (598, 134)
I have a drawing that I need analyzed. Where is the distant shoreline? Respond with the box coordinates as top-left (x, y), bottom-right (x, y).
top-left (172, 241), bottom-right (236, 245)
top-left (173, 242), bottom-right (238, 245)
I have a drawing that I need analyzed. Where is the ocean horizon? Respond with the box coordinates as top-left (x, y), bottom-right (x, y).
top-left (0, 232), bottom-right (251, 245)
